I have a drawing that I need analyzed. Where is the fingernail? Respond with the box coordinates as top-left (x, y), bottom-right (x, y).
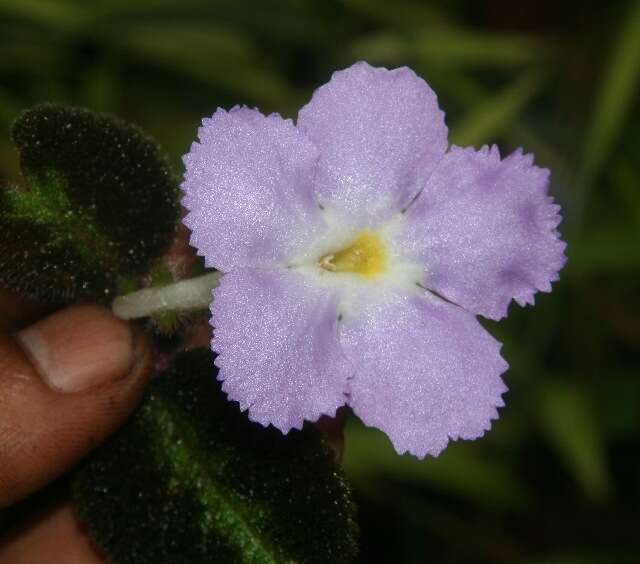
top-left (17, 306), bottom-right (137, 393)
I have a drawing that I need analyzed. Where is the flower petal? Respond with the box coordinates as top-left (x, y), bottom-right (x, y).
top-left (211, 268), bottom-right (351, 432)
top-left (297, 62), bottom-right (448, 225)
top-left (393, 145), bottom-right (567, 320)
top-left (341, 291), bottom-right (508, 458)
top-left (182, 107), bottom-right (326, 271)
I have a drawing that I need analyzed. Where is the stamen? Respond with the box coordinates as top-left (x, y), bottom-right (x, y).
top-left (319, 254), bottom-right (337, 271)
top-left (318, 231), bottom-right (387, 278)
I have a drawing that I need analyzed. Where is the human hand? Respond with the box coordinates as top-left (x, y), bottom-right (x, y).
top-left (0, 289), bottom-right (151, 562)
top-left (0, 287), bottom-right (345, 563)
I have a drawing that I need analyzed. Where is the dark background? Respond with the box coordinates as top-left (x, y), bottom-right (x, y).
top-left (1, 1), bottom-right (639, 562)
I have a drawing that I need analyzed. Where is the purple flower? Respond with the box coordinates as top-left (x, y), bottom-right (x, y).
top-left (181, 62), bottom-right (567, 457)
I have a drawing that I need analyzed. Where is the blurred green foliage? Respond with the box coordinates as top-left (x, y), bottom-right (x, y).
top-left (1, 1), bottom-right (638, 562)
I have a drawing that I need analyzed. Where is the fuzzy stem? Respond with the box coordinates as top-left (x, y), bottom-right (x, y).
top-left (112, 271), bottom-right (222, 320)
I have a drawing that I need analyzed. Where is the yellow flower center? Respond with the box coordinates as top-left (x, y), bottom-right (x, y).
top-left (319, 230), bottom-right (387, 278)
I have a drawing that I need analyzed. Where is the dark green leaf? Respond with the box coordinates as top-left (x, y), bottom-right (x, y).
top-left (0, 104), bottom-right (180, 303)
top-left (73, 349), bottom-right (358, 564)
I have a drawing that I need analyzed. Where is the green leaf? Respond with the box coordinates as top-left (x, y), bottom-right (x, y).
top-left (575, 0), bottom-right (640, 226)
top-left (342, 0), bottom-right (449, 29)
top-left (413, 29), bottom-right (551, 68)
top-left (113, 23), bottom-right (303, 110)
top-left (596, 372), bottom-right (640, 438)
top-left (73, 349), bottom-right (359, 564)
top-left (343, 421), bottom-right (530, 511)
top-left (351, 29), bottom-right (550, 70)
top-left (0, 104), bottom-right (180, 303)
top-left (428, 71), bottom-right (571, 182)
top-left (610, 157), bottom-right (640, 228)
top-left (450, 69), bottom-right (547, 146)
top-left (0, 0), bottom-right (87, 30)
top-left (536, 381), bottom-right (611, 501)
top-left (567, 226), bottom-right (640, 273)
top-left (348, 34), bottom-right (409, 65)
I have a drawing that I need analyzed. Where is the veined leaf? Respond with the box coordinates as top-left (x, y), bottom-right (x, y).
top-left (0, 104), bottom-right (179, 303)
top-left (73, 349), bottom-right (358, 564)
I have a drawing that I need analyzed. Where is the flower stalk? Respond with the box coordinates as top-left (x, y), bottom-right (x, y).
top-left (112, 271), bottom-right (222, 320)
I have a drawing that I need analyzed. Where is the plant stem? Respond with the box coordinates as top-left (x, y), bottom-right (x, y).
top-left (112, 271), bottom-right (222, 320)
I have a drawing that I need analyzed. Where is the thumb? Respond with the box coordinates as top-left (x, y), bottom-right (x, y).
top-left (0, 306), bottom-right (151, 508)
